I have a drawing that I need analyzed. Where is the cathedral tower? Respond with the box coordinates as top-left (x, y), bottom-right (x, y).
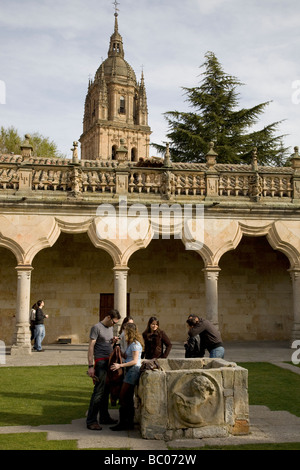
top-left (80, 10), bottom-right (151, 161)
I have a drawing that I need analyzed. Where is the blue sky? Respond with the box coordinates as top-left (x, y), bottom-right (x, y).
top-left (0, 0), bottom-right (300, 159)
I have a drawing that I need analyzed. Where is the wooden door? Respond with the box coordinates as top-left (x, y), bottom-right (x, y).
top-left (99, 293), bottom-right (130, 321)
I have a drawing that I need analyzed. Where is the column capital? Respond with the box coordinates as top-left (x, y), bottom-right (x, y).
top-left (202, 266), bottom-right (221, 280)
top-left (113, 265), bottom-right (130, 272)
top-left (288, 268), bottom-right (300, 280)
top-left (202, 266), bottom-right (221, 272)
top-left (15, 264), bottom-right (34, 272)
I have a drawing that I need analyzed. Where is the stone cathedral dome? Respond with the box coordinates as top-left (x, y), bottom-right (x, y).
top-left (95, 12), bottom-right (137, 85)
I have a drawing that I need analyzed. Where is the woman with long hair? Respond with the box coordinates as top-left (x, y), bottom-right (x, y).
top-left (142, 316), bottom-right (172, 359)
top-left (110, 323), bottom-right (143, 431)
top-left (118, 316), bottom-right (134, 354)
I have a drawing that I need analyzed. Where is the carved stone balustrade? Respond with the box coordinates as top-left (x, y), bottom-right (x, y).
top-left (0, 153), bottom-right (297, 202)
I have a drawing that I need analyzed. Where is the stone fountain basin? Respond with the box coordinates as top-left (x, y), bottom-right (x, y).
top-left (136, 358), bottom-right (249, 440)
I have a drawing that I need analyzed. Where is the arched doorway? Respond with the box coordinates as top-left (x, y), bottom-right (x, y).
top-left (31, 232), bottom-right (114, 343)
top-left (128, 238), bottom-right (205, 342)
top-left (0, 247), bottom-right (18, 344)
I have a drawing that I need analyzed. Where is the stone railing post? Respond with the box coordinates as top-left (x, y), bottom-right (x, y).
top-left (18, 134), bottom-right (34, 193)
top-left (203, 267), bottom-right (221, 327)
top-left (205, 142), bottom-right (219, 197)
top-left (291, 146), bottom-right (300, 201)
top-left (116, 170), bottom-right (129, 194)
top-left (10, 265), bottom-right (33, 356)
top-left (18, 167), bottom-right (33, 193)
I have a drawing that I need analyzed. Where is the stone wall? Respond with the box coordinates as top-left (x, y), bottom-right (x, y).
top-left (0, 232), bottom-right (293, 345)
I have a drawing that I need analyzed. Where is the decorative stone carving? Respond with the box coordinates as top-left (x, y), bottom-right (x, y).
top-left (249, 172), bottom-right (263, 201)
top-left (160, 170), bottom-right (175, 199)
top-left (171, 373), bottom-right (223, 427)
top-left (136, 358), bottom-right (249, 440)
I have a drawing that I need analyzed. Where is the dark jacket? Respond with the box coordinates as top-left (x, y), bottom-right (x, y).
top-left (106, 346), bottom-right (123, 406)
top-left (35, 308), bottom-right (46, 325)
top-left (142, 329), bottom-right (172, 359)
top-left (186, 318), bottom-right (223, 357)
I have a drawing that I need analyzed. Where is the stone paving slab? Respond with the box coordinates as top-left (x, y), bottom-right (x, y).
top-left (0, 341), bottom-right (296, 367)
top-left (1, 405), bottom-right (300, 449)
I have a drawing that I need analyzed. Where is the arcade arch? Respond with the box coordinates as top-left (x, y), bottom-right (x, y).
top-left (31, 232), bottom-right (114, 344)
top-left (0, 247), bottom-right (18, 344)
top-left (128, 237), bottom-right (205, 342)
top-left (219, 236), bottom-right (293, 341)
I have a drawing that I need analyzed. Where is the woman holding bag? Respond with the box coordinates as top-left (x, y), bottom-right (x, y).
top-left (110, 323), bottom-right (143, 431)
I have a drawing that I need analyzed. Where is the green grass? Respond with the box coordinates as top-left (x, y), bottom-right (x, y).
top-left (239, 362), bottom-right (300, 417)
top-left (0, 433), bottom-right (78, 450)
top-left (0, 363), bottom-right (300, 450)
top-left (0, 365), bottom-right (92, 426)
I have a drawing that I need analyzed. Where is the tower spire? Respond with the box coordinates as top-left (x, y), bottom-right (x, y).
top-left (113, 1), bottom-right (120, 32)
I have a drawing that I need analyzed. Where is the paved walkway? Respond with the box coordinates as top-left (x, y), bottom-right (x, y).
top-left (1, 341), bottom-right (300, 450)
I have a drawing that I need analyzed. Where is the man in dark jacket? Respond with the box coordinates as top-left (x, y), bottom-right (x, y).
top-left (185, 314), bottom-right (225, 358)
top-left (33, 300), bottom-right (48, 352)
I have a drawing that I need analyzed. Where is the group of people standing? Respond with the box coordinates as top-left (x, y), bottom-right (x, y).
top-left (86, 312), bottom-right (172, 432)
top-left (86, 311), bottom-right (225, 432)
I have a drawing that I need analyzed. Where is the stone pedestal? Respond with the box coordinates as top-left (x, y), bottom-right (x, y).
top-left (136, 358), bottom-right (249, 440)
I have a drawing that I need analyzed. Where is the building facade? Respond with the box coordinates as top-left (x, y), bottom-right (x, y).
top-left (0, 14), bottom-right (300, 356)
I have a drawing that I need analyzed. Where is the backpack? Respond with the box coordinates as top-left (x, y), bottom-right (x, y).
top-left (30, 308), bottom-right (36, 322)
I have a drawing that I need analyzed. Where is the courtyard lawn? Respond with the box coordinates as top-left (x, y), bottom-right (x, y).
top-left (0, 363), bottom-right (299, 450)
top-left (0, 365), bottom-right (92, 427)
top-left (239, 362), bottom-right (300, 417)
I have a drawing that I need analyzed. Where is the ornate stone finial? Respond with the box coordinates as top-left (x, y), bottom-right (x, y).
top-left (116, 138), bottom-right (128, 165)
top-left (291, 146), bottom-right (300, 170)
top-left (252, 147), bottom-right (258, 171)
top-left (71, 141), bottom-right (79, 164)
top-left (20, 134), bottom-right (33, 159)
top-left (164, 143), bottom-right (172, 167)
top-left (206, 142), bottom-right (218, 168)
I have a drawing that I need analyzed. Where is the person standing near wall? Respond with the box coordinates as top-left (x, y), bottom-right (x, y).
top-left (33, 300), bottom-right (48, 352)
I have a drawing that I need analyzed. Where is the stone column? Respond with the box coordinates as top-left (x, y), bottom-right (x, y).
top-left (10, 265), bottom-right (33, 356)
top-left (113, 266), bottom-right (129, 325)
top-left (289, 269), bottom-right (300, 343)
top-left (203, 267), bottom-right (221, 327)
